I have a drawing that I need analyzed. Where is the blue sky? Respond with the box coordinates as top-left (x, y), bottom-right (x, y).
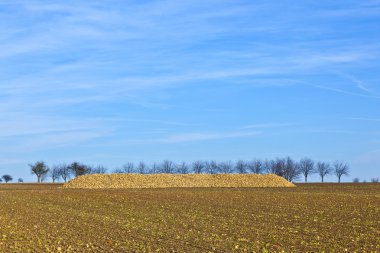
top-left (1, 0), bottom-right (379, 182)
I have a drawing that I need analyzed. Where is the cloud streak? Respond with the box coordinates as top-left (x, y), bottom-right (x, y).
top-left (241, 123), bottom-right (297, 129)
top-left (162, 131), bottom-right (262, 143)
top-left (348, 117), bottom-right (380, 122)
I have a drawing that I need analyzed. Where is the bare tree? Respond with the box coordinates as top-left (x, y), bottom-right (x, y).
top-left (57, 164), bottom-right (71, 182)
top-left (317, 162), bottom-right (330, 183)
top-left (160, 160), bottom-right (175, 173)
top-left (218, 161), bottom-right (234, 174)
top-left (264, 159), bottom-right (277, 174)
top-left (150, 163), bottom-right (159, 174)
top-left (29, 161), bottom-right (49, 183)
top-left (283, 157), bottom-right (300, 182)
top-left (192, 160), bottom-right (205, 174)
top-left (113, 168), bottom-right (123, 174)
top-left (69, 162), bottom-right (90, 177)
top-left (2, 175), bottom-right (12, 183)
top-left (263, 159), bottom-right (276, 174)
top-left (299, 158), bottom-right (315, 182)
top-left (114, 162), bottom-right (135, 174)
top-left (235, 160), bottom-right (248, 174)
top-left (49, 166), bottom-right (61, 183)
top-left (137, 162), bottom-right (147, 174)
top-left (176, 162), bottom-right (189, 174)
top-left (333, 161), bottom-right (349, 183)
top-left (248, 159), bottom-right (263, 174)
top-left (269, 158), bottom-right (287, 177)
top-left (205, 161), bottom-right (219, 174)
top-left (123, 162), bottom-right (135, 173)
top-left (90, 165), bottom-right (108, 174)
top-left (264, 158), bottom-right (287, 177)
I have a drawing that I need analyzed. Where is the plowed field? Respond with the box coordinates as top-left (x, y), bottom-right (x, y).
top-left (0, 183), bottom-right (378, 252)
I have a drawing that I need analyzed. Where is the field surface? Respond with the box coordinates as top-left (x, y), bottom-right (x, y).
top-left (0, 183), bottom-right (378, 252)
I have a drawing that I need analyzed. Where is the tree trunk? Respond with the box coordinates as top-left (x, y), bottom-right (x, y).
top-left (338, 176), bottom-right (341, 183)
top-left (305, 176), bottom-right (307, 182)
top-left (321, 176), bottom-right (324, 183)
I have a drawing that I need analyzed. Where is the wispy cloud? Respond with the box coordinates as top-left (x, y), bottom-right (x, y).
top-left (0, 116), bottom-right (107, 138)
top-left (241, 123), bottom-right (297, 129)
top-left (320, 4), bottom-right (380, 18)
top-left (162, 131), bottom-right (261, 143)
top-left (1, 1), bottom-right (379, 120)
top-left (331, 71), bottom-right (377, 94)
top-left (310, 84), bottom-right (380, 99)
top-left (348, 117), bottom-right (380, 122)
top-left (294, 78), bottom-right (380, 100)
top-left (306, 129), bottom-right (358, 135)
top-left (350, 77), bottom-right (373, 93)
top-left (0, 112), bottom-right (114, 153)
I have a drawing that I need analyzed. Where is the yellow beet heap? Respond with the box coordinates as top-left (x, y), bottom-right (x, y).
top-left (63, 173), bottom-right (295, 189)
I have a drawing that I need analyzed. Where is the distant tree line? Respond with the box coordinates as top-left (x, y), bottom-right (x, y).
top-left (0, 175), bottom-right (23, 183)
top-left (27, 161), bottom-right (107, 183)
top-left (21, 157), bottom-right (360, 184)
top-left (121, 158), bottom-right (350, 183)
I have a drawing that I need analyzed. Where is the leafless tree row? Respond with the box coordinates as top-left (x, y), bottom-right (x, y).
top-left (28, 161), bottom-right (107, 183)
top-left (112, 158), bottom-right (350, 183)
top-left (26, 158), bottom-right (353, 183)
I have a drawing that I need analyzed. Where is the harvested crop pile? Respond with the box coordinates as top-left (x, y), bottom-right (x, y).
top-left (63, 174), bottom-right (295, 189)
